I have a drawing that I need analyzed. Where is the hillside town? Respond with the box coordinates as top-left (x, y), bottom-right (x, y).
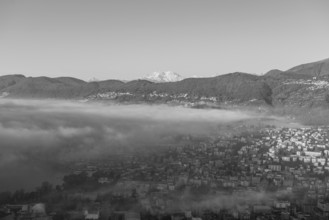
top-left (283, 78), bottom-right (329, 91)
top-left (3, 125), bottom-right (329, 220)
top-left (87, 90), bottom-right (220, 107)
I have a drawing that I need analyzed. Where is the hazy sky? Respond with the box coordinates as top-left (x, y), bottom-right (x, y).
top-left (1, 0), bottom-right (329, 81)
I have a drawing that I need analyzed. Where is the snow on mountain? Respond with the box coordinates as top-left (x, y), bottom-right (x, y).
top-left (88, 77), bottom-right (99, 82)
top-left (142, 71), bottom-right (183, 83)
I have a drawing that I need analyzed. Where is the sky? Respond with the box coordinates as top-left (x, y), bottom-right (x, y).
top-left (1, 0), bottom-right (329, 81)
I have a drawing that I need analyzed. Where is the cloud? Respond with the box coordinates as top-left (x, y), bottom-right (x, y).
top-left (0, 99), bottom-right (276, 191)
top-left (175, 190), bottom-right (292, 211)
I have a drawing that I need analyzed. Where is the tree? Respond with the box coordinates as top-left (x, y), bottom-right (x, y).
top-left (257, 82), bottom-right (273, 105)
top-left (63, 172), bottom-right (88, 189)
top-left (40, 181), bottom-right (53, 194)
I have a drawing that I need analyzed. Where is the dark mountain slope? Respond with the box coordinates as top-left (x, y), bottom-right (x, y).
top-left (287, 58), bottom-right (329, 77)
top-left (96, 80), bottom-right (125, 91)
top-left (0, 74), bottom-right (26, 91)
top-left (1, 77), bottom-right (98, 99)
top-left (154, 72), bottom-right (272, 103)
top-left (54, 77), bottom-right (86, 86)
top-left (264, 69), bottom-right (283, 76)
top-left (262, 71), bottom-right (311, 88)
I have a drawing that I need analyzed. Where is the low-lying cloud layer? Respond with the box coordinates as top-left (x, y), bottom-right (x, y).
top-left (0, 99), bottom-right (277, 191)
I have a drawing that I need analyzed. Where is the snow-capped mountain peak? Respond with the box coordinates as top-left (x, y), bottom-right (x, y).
top-left (142, 71), bottom-right (183, 83)
top-left (88, 77), bottom-right (99, 82)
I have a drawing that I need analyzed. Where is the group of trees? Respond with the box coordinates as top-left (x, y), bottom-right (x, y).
top-left (0, 181), bottom-right (57, 205)
top-left (0, 171), bottom-right (119, 211)
top-left (0, 180), bottom-right (96, 214)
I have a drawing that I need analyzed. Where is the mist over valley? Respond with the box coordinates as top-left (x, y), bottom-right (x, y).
top-left (0, 99), bottom-right (270, 191)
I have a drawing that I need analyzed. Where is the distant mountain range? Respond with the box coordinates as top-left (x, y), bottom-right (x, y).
top-left (1, 58), bottom-right (329, 107)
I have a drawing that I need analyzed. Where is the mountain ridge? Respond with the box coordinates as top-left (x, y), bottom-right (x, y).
top-left (1, 58), bottom-right (329, 107)
top-left (287, 58), bottom-right (329, 77)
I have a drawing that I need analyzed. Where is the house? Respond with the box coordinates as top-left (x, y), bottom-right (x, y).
top-left (84, 209), bottom-right (100, 220)
top-left (315, 201), bottom-right (329, 218)
top-left (98, 177), bottom-right (110, 184)
top-left (274, 201), bottom-right (290, 209)
top-left (268, 164), bottom-right (281, 172)
top-left (305, 151), bottom-right (322, 157)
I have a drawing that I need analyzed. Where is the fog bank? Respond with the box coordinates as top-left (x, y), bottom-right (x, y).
top-left (0, 99), bottom-right (281, 190)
